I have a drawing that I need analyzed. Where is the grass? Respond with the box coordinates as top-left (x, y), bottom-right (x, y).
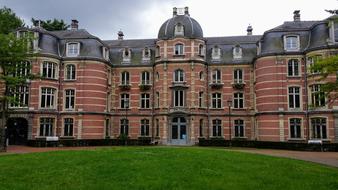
top-left (0, 147), bottom-right (337, 190)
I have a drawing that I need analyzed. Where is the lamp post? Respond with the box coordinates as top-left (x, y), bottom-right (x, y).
top-left (227, 99), bottom-right (232, 147)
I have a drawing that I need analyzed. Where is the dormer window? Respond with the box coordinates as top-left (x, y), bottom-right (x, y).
top-left (174, 23), bottom-right (184, 36)
top-left (102, 47), bottom-right (109, 60)
top-left (284, 35), bottom-right (299, 51)
top-left (329, 20), bottom-right (338, 43)
top-left (199, 44), bottom-right (205, 56)
top-left (174, 43), bottom-right (184, 55)
top-left (142, 47), bottom-right (151, 61)
top-left (122, 48), bottom-right (131, 62)
top-left (212, 46), bottom-right (221, 60)
top-left (66, 42), bottom-right (80, 57)
top-left (233, 45), bottom-right (242, 59)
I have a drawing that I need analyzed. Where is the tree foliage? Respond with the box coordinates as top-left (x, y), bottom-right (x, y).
top-left (31, 18), bottom-right (69, 31)
top-left (0, 7), bottom-right (24, 34)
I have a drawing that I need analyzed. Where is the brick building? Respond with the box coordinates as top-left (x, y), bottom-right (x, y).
top-left (5, 7), bottom-right (338, 145)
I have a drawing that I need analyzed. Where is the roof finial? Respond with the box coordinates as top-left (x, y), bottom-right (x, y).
top-left (247, 24), bottom-right (253, 35)
top-left (118, 30), bottom-right (124, 40)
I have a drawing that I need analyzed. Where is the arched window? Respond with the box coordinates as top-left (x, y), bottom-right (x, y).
top-left (212, 46), bottom-right (221, 60)
top-left (174, 69), bottom-right (184, 82)
top-left (174, 43), bottom-right (184, 55)
top-left (143, 47), bottom-right (151, 61)
top-left (199, 71), bottom-right (204, 80)
top-left (233, 45), bottom-right (242, 59)
top-left (174, 23), bottom-right (184, 36)
top-left (122, 48), bottom-right (131, 62)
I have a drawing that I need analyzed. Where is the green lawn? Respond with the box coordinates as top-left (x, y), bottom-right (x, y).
top-left (0, 147), bottom-right (337, 190)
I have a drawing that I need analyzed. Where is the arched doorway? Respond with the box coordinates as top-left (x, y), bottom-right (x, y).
top-left (171, 117), bottom-right (187, 145)
top-left (6, 118), bottom-right (28, 145)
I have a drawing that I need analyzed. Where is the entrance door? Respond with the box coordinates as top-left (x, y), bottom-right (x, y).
top-left (7, 118), bottom-right (28, 145)
top-left (171, 117), bottom-right (187, 145)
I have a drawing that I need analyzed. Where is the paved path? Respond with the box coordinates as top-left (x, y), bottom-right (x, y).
top-left (230, 148), bottom-right (338, 168)
top-left (2, 146), bottom-right (338, 168)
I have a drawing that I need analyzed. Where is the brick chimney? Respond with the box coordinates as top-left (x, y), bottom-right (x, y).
top-left (247, 25), bottom-right (253, 35)
top-left (293, 10), bottom-right (300, 22)
top-left (71, 19), bottom-right (79, 30)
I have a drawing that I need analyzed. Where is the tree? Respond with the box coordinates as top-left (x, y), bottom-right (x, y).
top-left (0, 7), bottom-right (33, 151)
top-left (31, 18), bottom-right (69, 31)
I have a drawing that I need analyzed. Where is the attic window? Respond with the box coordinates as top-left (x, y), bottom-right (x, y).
top-left (329, 21), bottom-right (338, 43)
top-left (335, 22), bottom-right (338, 42)
top-left (284, 35), bottom-right (299, 51)
top-left (143, 47), bottom-right (151, 61)
top-left (102, 47), bottom-right (109, 60)
top-left (212, 46), bottom-right (221, 60)
top-left (122, 48), bottom-right (131, 62)
top-left (174, 23), bottom-right (184, 36)
top-left (66, 42), bottom-right (80, 57)
top-left (233, 45), bottom-right (242, 59)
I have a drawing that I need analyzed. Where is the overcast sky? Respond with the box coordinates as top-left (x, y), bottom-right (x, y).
top-left (1, 0), bottom-right (337, 40)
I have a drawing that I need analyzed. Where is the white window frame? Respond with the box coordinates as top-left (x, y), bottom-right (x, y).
top-left (212, 46), bottom-right (221, 60)
top-left (41, 61), bottom-right (58, 79)
top-left (141, 71), bottom-right (150, 85)
top-left (39, 117), bottom-right (55, 137)
top-left (40, 87), bottom-right (57, 109)
top-left (120, 93), bottom-right (130, 109)
top-left (174, 23), bottom-right (184, 36)
top-left (199, 91), bottom-right (204, 108)
top-left (288, 86), bottom-right (301, 109)
top-left (199, 44), bottom-right (205, 56)
top-left (66, 42), bottom-right (80, 57)
top-left (212, 119), bottom-right (222, 137)
top-left (142, 47), bottom-right (151, 61)
top-left (233, 69), bottom-right (243, 84)
top-left (284, 35), bottom-right (300, 51)
top-left (102, 47), bottom-right (109, 60)
top-left (233, 92), bottom-right (244, 109)
top-left (173, 90), bottom-right (184, 107)
top-left (289, 118), bottom-right (302, 139)
top-left (233, 46), bottom-right (242, 59)
top-left (121, 71), bottom-right (130, 85)
top-left (310, 84), bottom-right (326, 107)
top-left (234, 119), bottom-right (245, 138)
top-left (140, 119), bottom-right (150, 136)
top-left (287, 59), bottom-right (300, 77)
top-left (140, 93), bottom-right (150, 109)
top-left (9, 86), bottom-right (29, 108)
top-left (310, 117), bottom-right (328, 140)
top-left (63, 117), bottom-right (74, 137)
top-left (64, 89), bottom-right (75, 111)
top-left (120, 119), bottom-right (129, 136)
top-left (307, 55), bottom-right (322, 74)
top-left (65, 64), bottom-right (76, 80)
top-left (173, 69), bottom-right (185, 82)
top-left (174, 43), bottom-right (184, 55)
top-left (211, 69), bottom-right (221, 84)
top-left (122, 48), bottom-right (131, 62)
top-left (211, 93), bottom-right (222, 109)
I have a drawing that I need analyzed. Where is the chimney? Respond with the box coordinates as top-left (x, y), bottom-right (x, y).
top-left (293, 10), bottom-right (300, 22)
top-left (71, 19), bottom-right (79, 30)
top-left (184, 7), bottom-right (189, 16)
top-left (117, 30), bottom-right (124, 40)
top-left (247, 25), bottom-right (253, 35)
top-left (173, 7), bottom-right (177, 16)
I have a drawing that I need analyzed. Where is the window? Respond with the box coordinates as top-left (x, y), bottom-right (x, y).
top-left (141, 71), bottom-right (150, 85)
top-left (40, 87), bottom-right (56, 109)
top-left (120, 119), bottom-right (129, 136)
top-left (140, 93), bottom-right (150, 108)
top-left (9, 86), bottom-right (29, 108)
top-left (199, 71), bottom-right (204, 80)
top-left (174, 90), bottom-right (184, 107)
top-left (142, 47), bottom-right (151, 60)
top-left (233, 69), bottom-right (243, 84)
top-left (284, 36), bottom-right (299, 51)
top-left (174, 23), bottom-right (184, 36)
top-left (199, 119), bottom-right (203, 137)
top-left (156, 72), bottom-right (160, 81)
top-left (311, 118), bottom-right (327, 139)
top-left (65, 89), bottom-right (75, 110)
top-left (42, 61), bottom-right (57, 79)
top-left (307, 55), bottom-right (322, 74)
top-left (120, 94), bottom-right (130, 108)
top-left (39, 118), bottom-right (54, 136)
top-left (155, 46), bottom-right (160, 57)
top-left (122, 48), bottom-right (131, 62)
top-left (102, 47), bottom-right (109, 60)
top-left (199, 92), bottom-right (204, 108)
top-left (156, 92), bottom-right (160, 108)
top-left (212, 93), bottom-right (222, 109)
top-left (174, 69), bottom-right (184, 82)
top-left (140, 119), bottom-right (150, 136)
top-left (174, 44), bottom-right (184, 55)
top-left (288, 87), bottom-right (300, 109)
top-left (335, 22), bottom-right (338, 42)
top-left (65, 64), bottom-right (76, 80)
top-left (234, 119), bottom-right (244, 137)
top-left (234, 92), bottom-right (244, 109)
top-left (198, 44), bottom-right (205, 56)
top-left (233, 45), bottom-right (242, 59)
top-left (66, 42), bottom-right (80, 57)
top-left (289, 118), bottom-right (301, 139)
top-left (212, 69), bottom-right (221, 83)
top-left (12, 61), bottom-right (31, 77)
top-left (121, 71), bottom-right (130, 85)
top-left (288, 59), bottom-right (299, 76)
top-left (156, 119), bottom-right (160, 137)
top-left (212, 119), bottom-right (222, 137)
top-left (105, 119), bottom-right (110, 137)
top-left (311, 84), bottom-right (325, 107)
top-left (64, 118), bottom-right (74, 136)
top-left (212, 46), bottom-right (221, 60)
